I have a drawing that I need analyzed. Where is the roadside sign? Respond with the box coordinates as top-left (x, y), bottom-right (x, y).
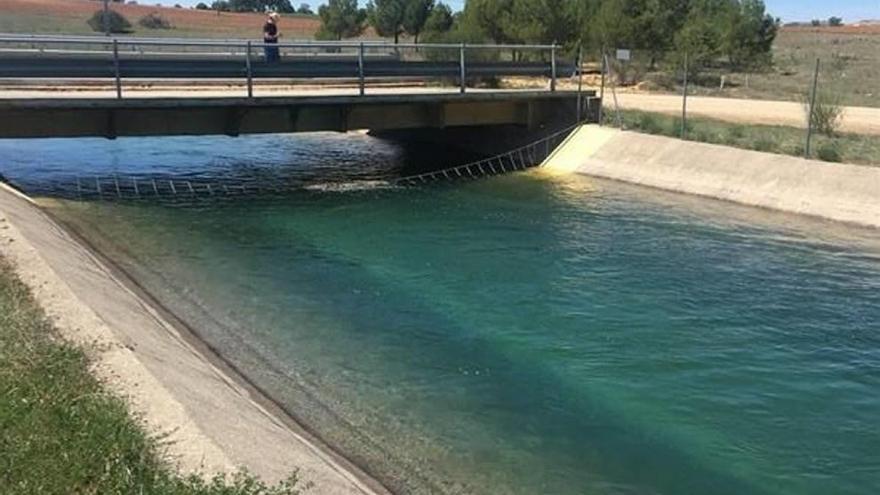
top-left (616, 49), bottom-right (631, 61)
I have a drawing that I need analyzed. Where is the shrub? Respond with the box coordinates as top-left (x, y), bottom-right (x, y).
top-left (726, 125), bottom-right (746, 141)
top-left (691, 131), bottom-right (712, 143)
top-left (803, 89), bottom-right (844, 136)
top-left (636, 113), bottom-right (663, 134)
top-left (87, 9), bottom-right (133, 33)
top-left (816, 142), bottom-right (842, 162)
top-left (751, 137), bottom-right (776, 152)
top-left (139, 12), bottom-right (173, 29)
top-left (671, 118), bottom-right (693, 137)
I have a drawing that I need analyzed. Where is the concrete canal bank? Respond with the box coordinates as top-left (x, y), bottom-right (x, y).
top-left (0, 183), bottom-right (387, 495)
top-left (542, 125), bottom-right (880, 228)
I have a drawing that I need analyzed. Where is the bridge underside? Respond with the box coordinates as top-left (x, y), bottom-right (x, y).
top-left (0, 91), bottom-right (596, 139)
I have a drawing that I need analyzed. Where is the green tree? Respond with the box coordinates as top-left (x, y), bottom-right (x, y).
top-left (591, 0), bottom-right (637, 51)
top-left (723, 0), bottom-right (778, 70)
top-left (317, 0), bottom-right (366, 39)
top-left (368, 0), bottom-right (407, 44)
top-left (673, 0), bottom-right (726, 77)
top-left (828, 16), bottom-right (843, 26)
top-left (227, 0), bottom-right (295, 13)
top-left (459, 0), bottom-right (516, 43)
top-left (632, 0), bottom-right (690, 66)
top-left (505, 0), bottom-right (577, 44)
top-left (296, 3), bottom-right (314, 14)
top-left (403, 0), bottom-right (435, 43)
top-left (195, 2), bottom-right (210, 9)
top-left (424, 1), bottom-right (454, 34)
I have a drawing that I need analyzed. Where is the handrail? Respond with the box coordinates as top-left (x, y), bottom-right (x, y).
top-left (0, 33), bottom-right (566, 100)
top-left (0, 33), bottom-right (558, 50)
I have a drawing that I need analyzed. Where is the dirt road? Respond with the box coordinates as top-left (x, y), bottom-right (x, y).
top-left (611, 93), bottom-right (880, 136)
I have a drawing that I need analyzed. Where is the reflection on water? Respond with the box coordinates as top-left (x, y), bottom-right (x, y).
top-left (3, 134), bottom-right (880, 495)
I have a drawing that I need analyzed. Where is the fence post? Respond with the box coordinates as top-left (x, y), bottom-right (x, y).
top-left (681, 51), bottom-right (689, 139)
top-left (576, 44), bottom-right (583, 123)
top-left (358, 42), bottom-right (365, 96)
top-left (604, 53), bottom-right (623, 129)
top-left (805, 57), bottom-right (820, 158)
top-left (598, 49), bottom-right (606, 126)
top-left (550, 43), bottom-right (557, 92)
top-left (245, 41), bottom-right (253, 98)
top-left (112, 39), bottom-right (122, 99)
top-left (459, 43), bottom-right (466, 94)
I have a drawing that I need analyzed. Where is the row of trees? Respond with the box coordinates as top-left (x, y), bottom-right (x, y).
top-left (316, 0), bottom-right (453, 42)
top-left (316, 0), bottom-right (779, 70)
top-left (204, 0), bottom-right (313, 14)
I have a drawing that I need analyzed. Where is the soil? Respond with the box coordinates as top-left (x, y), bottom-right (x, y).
top-left (0, 0), bottom-right (321, 37)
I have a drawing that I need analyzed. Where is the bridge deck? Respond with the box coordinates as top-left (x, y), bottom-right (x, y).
top-left (0, 90), bottom-right (597, 139)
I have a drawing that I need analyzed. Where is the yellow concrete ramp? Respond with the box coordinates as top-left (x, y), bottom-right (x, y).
top-left (539, 125), bottom-right (618, 175)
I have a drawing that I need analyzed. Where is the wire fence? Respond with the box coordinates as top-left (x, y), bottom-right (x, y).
top-left (558, 33), bottom-right (880, 166)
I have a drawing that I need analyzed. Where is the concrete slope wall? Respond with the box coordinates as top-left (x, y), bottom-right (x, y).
top-left (541, 125), bottom-right (880, 228)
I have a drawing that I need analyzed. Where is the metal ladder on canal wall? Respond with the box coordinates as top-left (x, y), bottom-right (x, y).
top-left (26, 125), bottom-right (580, 200)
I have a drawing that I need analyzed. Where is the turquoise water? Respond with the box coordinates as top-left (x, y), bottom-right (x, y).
top-left (3, 134), bottom-right (880, 494)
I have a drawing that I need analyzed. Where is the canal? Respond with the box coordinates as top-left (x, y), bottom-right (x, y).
top-left (1, 133), bottom-right (878, 494)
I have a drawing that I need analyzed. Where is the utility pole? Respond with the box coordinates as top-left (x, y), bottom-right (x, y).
top-left (103, 0), bottom-right (110, 36)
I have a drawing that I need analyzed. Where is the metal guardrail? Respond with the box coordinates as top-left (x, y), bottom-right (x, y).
top-left (0, 34), bottom-right (566, 99)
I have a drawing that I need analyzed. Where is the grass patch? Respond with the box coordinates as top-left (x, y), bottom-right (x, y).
top-left (0, 255), bottom-right (306, 494)
top-left (617, 109), bottom-right (880, 165)
top-left (816, 142), bottom-right (842, 162)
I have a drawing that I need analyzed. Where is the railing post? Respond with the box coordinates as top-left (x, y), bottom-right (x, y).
top-left (459, 43), bottom-right (466, 94)
top-left (358, 42), bottom-right (365, 96)
top-left (245, 41), bottom-right (253, 98)
top-left (112, 38), bottom-right (121, 99)
top-left (550, 43), bottom-right (557, 92)
top-left (805, 57), bottom-right (820, 158)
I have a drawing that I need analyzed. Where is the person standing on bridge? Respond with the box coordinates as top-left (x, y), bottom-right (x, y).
top-left (263, 12), bottom-right (281, 64)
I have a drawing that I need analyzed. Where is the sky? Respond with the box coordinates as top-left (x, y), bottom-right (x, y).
top-left (154, 1), bottom-right (878, 23)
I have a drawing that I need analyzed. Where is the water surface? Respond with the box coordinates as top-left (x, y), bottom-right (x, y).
top-left (2, 134), bottom-right (879, 494)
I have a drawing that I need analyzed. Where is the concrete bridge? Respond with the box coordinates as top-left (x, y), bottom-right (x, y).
top-left (0, 35), bottom-right (598, 150)
top-left (0, 90), bottom-right (592, 140)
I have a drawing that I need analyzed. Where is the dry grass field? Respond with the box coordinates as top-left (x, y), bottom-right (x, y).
top-left (0, 0), bottom-right (321, 38)
top-left (640, 26), bottom-right (880, 108)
